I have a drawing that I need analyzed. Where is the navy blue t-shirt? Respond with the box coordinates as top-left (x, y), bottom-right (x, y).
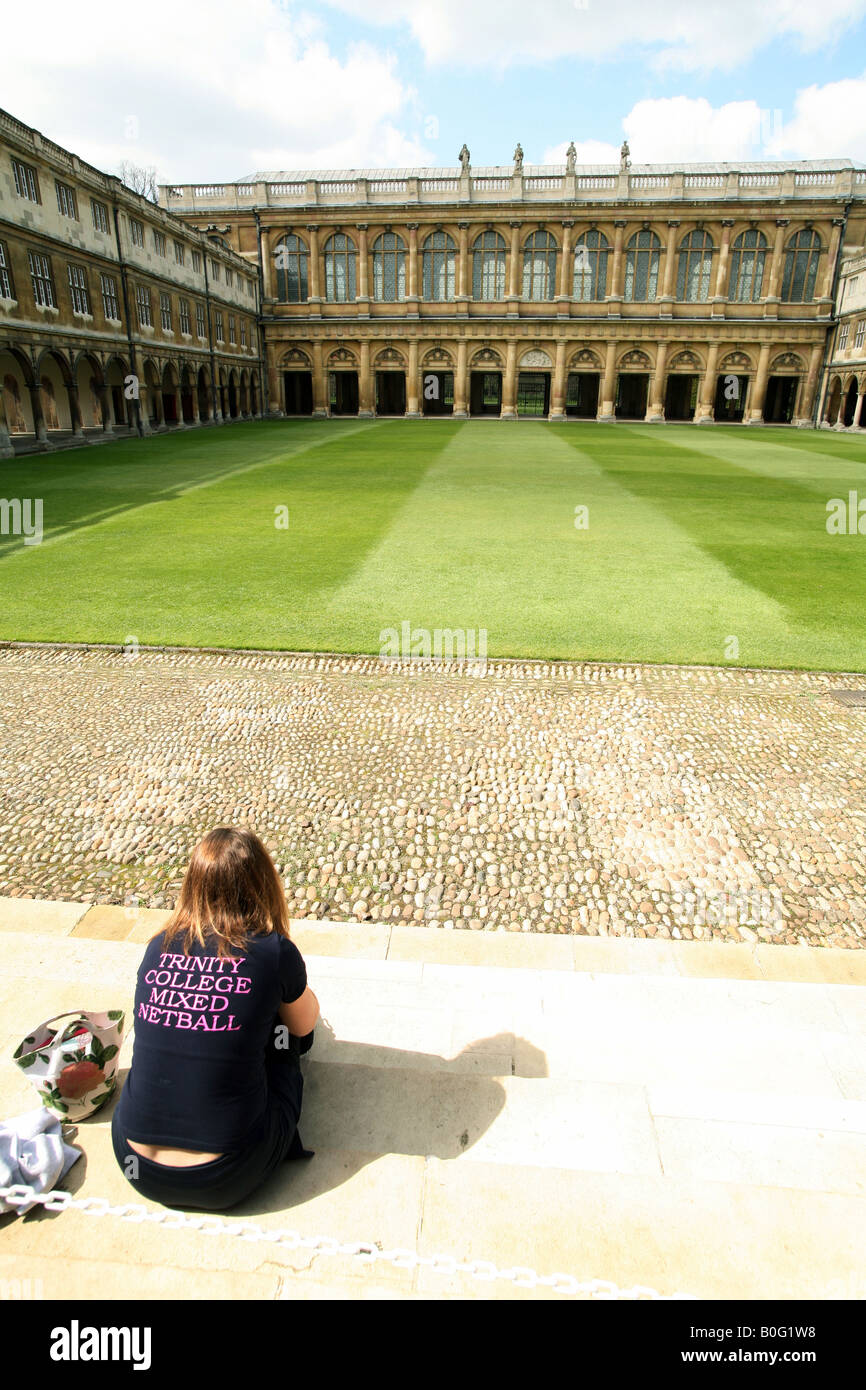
top-left (116, 929), bottom-right (307, 1152)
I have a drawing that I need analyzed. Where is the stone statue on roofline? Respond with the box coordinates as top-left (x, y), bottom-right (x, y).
top-left (514, 142), bottom-right (524, 173)
top-left (566, 142), bottom-right (576, 174)
top-left (620, 140), bottom-right (631, 172)
top-left (458, 144), bottom-right (470, 173)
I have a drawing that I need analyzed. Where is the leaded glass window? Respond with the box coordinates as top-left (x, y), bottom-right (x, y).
top-left (781, 229), bottom-right (821, 303)
top-left (29, 251), bottom-right (55, 307)
top-left (472, 231), bottom-right (506, 300)
top-left (324, 233), bottom-right (356, 302)
top-left (68, 264), bottom-right (89, 314)
top-left (522, 231), bottom-right (557, 301)
top-left (275, 234), bottom-right (309, 302)
top-left (729, 230), bottom-right (767, 302)
top-left (372, 232), bottom-right (407, 301)
top-left (624, 230), bottom-right (660, 302)
top-left (676, 229), bottom-right (714, 301)
top-left (422, 231), bottom-right (456, 301)
top-left (573, 230), bottom-right (609, 301)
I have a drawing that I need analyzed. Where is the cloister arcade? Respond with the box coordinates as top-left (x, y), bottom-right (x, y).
top-left (0, 344), bottom-right (262, 449)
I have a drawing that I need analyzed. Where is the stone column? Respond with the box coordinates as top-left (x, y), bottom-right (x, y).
top-left (267, 356), bottom-right (282, 416)
top-left (0, 389), bottom-right (13, 458)
top-left (454, 339), bottom-right (469, 418)
top-left (359, 340), bottom-right (373, 417)
top-left (311, 341), bottom-right (328, 417)
top-left (820, 219), bottom-right (845, 302)
top-left (407, 224), bottom-right (419, 310)
top-left (646, 342), bottom-right (668, 421)
top-left (357, 225), bottom-right (369, 315)
top-left (598, 340), bottom-right (617, 420)
top-left (746, 343), bottom-right (771, 424)
top-left (557, 222), bottom-right (573, 315)
top-left (66, 383), bottom-right (86, 439)
top-left (406, 338), bottom-right (420, 417)
top-left (502, 339), bottom-right (518, 419)
top-left (306, 225), bottom-right (322, 308)
top-left (659, 221), bottom-right (679, 315)
top-left (261, 229), bottom-right (276, 300)
top-left (607, 220), bottom-right (627, 312)
top-left (506, 222), bottom-right (521, 316)
top-left (457, 222), bottom-right (470, 312)
top-left (796, 343), bottom-right (824, 426)
top-left (695, 341), bottom-right (720, 424)
top-left (854, 392), bottom-right (865, 429)
top-left (98, 383), bottom-right (115, 435)
top-left (711, 220), bottom-right (734, 314)
top-left (763, 219), bottom-right (789, 314)
top-left (28, 385), bottom-right (49, 443)
top-left (549, 340), bottom-right (567, 420)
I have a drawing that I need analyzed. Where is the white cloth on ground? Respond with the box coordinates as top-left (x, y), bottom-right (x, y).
top-left (0, 1106), bottom-right (82, 1214)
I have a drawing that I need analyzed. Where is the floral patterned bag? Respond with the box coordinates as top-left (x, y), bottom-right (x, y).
top-left (12, 1011), bottom-right (126, 1121)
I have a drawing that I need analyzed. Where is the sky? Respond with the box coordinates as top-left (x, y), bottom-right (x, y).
top-left (5, 0), bottom-right (866, 185)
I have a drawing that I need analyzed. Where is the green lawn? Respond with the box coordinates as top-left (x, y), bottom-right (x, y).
top-left (2, 418), bottom-right (865, 670)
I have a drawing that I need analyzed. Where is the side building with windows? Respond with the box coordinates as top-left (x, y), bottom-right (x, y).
top-left (0, 108), bottom-right (264, 456)
top-left (820, 249), bottom-right (866, 427)
top-left (162, 149), bottom-right (866, 425)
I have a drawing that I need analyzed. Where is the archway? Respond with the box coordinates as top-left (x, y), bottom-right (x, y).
top-left (469, 349), bottom-right (503, 417)
top-left (180, 365), bottom-right (196, 423)
top-left (664, 375), bottom-right (699, 421)
top-left (615, 374), bottom-right (649, 419)
top-left (36, 350), bottom-right (74, 431)
top-left (105, 356), bottom-right (130, 430)
top-left (842, 377), bottom-right (859, 427)
top-left (1, 350), bottom-right (34, 435)
top-left (143, 360), bottom-right (163, 428)
top-left (161, 363), bottom-right (180, 425)
top-left (228, 370), bottom-right (239, 419)
top-left (824, 376), bottom-right (842, 425)
top-left (196, 367), bottom-right (211, 422)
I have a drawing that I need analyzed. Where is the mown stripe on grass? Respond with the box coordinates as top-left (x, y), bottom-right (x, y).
top-left (324, 420), bottom-right (791, 665)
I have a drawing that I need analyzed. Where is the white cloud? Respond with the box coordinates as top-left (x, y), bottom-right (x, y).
top-left (548, 90), bottom-right (866, 164)
top-left (319, 0), bottom-right (866, 72)
top-left (1, 0), bottom-right (435, 182)
top-left (763, 74), bottom-right (866, 160)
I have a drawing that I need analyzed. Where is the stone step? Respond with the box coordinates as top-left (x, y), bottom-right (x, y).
top-left (2, 905), bottom-right (866, 1299)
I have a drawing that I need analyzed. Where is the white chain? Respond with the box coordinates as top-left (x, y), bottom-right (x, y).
top-left (0, 1184), bottom-right (695, 1299)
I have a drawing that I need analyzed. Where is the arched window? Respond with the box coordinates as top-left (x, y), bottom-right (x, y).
top-left (523, 230), bottom-right (557, 301)
top-left (781, 229), bottom-right (822, 303)
top-left (573, 229), bottom-right (609, 301)
top-left (729, 230), bottom-right (767, 302)
top-left (372, 232), bottom-right (407, 302)
top-left (274, 233), bottom-right (308, 303)
top-left (472, 230), bottom-right (506, 300)
top-left (676, 229), bottom-right (714, 302)
top-left (323, 233), bottom-right (356, 302)
top-left (422, 231), bottom-right (457, 301)
top-left (624, 230), bottom-right (661, 301)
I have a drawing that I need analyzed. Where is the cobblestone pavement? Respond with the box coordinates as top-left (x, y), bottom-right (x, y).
top-left (0, 645), bottom-right (864, 948)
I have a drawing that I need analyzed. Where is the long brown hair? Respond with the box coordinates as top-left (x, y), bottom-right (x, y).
top-left (158, 827), bottom-right (291, 958)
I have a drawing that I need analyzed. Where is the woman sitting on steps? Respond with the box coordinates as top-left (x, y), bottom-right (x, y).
top-left (112, 826), bottom-right (319, 1210)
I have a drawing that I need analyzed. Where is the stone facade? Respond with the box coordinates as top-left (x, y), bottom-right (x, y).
top-left (820, 248), bottom-right (866, 427)
top-left (0, 109), bottom-right (265, 457)
top-left (161, 147), bottom-right (866, 428)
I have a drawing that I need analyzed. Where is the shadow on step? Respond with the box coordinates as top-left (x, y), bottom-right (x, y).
top-left (22, 1018), bottom-right (549, 1221)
